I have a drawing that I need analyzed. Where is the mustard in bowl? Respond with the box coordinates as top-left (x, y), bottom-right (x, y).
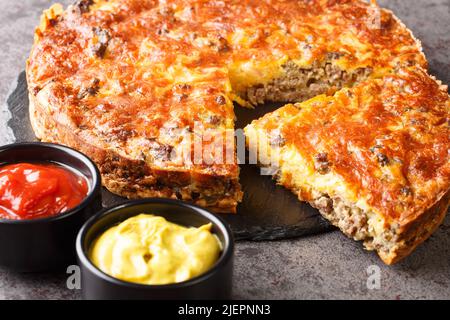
top-left (89, 214), bottom-right (222, 285)
top-left (76, 199), bottom-right (234, 300)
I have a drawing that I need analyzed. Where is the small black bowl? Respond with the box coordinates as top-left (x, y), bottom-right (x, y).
top-left (0, 142), bottom-right (102, 272)
top-left (76, 199), bottom-right (234, 300)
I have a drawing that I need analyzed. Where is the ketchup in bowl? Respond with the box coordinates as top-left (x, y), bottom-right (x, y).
top-left (0, 162), bottom-right (89, 220)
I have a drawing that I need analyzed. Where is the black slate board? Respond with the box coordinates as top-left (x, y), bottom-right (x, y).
top-left (7, 71), bottom-right (333, 240)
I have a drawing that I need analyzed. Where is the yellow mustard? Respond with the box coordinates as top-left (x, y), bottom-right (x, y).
top-left (89, 214), bottom-right (222, 285)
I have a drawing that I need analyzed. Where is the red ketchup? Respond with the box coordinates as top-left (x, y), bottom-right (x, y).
top-left (0, 163), bottom-right (89, 220)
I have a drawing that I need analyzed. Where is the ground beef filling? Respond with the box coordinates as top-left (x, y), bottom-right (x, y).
top-left (311, 194), bottom-right (399, 255)
top-left (244, 60), bottom-right (373, 105)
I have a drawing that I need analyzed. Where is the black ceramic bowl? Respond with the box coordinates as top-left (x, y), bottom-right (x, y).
top-left (76, 199), bottom-right (234, 300)
top-left (0, 142), bottom-right (102, 272)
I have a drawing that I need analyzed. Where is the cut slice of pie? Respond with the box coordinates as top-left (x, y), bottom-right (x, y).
top-left (245, 67), bottom-right (450, 264)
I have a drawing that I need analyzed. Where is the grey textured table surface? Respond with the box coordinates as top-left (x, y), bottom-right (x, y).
top-left (0, 0), bottom-right (449, 300)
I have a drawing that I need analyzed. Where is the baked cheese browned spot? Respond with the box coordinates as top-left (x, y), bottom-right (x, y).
top-left (27, 0), bottom-right (426, 214)
top-left (245, 67), bottom-right (450, 264)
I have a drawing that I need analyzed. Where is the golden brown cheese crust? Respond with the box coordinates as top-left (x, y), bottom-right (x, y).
top-left (245, 67), bottom-right (450, 263)
top-left (27, 0), bottom-right (426, 212)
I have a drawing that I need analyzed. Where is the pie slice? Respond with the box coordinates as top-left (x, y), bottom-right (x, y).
top-left (245, 67), bottom-right (450, 264)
